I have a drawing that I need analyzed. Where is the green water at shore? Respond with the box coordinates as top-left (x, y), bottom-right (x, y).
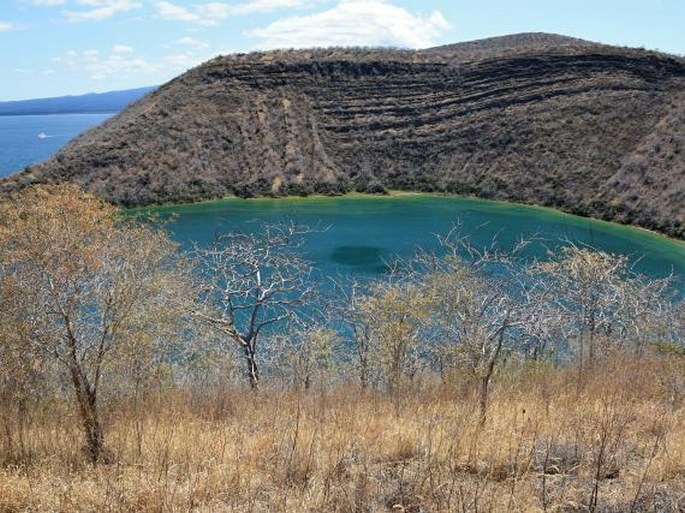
top-left (147, 194), bottom-right (685, 288)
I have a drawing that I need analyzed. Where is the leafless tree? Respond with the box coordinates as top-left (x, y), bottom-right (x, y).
top-left (326, 277), bottom-right (377, 389)
top-left (0, 185), bottom-right (193, 464)
top-left (535, 243), bottom-right (680, 378)
top-left (359, 281), bottom-right (429, 395)
top-left (193, 222), bottom-right (319, 389)
top-left (418, 232), bottom-right (548, 420)
top-left (266, 324), bottom-right (341, 390)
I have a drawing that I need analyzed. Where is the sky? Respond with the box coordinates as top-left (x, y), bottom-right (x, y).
top-left (1, 0), bottom-right (685, 101)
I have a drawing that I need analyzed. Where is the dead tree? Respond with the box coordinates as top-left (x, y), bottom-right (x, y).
top-left (535, 243), bottom-right (678, 380)
top-left (193, 222), bottom-right (318, 389)
top-left (410, 228), bottom-right (548, 421)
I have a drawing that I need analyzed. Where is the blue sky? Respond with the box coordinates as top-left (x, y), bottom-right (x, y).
top-left (1, 0), bottom-right (684, 101)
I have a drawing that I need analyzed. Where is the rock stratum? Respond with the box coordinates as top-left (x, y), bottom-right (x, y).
top-left (2, 33), bottom-right (684, 238)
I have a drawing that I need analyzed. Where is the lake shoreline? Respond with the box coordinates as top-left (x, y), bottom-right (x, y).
top-left (131, 190), bottom-right (685, 248)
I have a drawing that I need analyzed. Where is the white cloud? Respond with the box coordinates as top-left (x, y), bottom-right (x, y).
top-left (249, 0), bottom-right (450, 49)
top-left (113, 44), bottom-right (134, 53)
top-left (162, 51), bottom-right (211, 69)
top-left (12, 67), bottom-right (56, 76)
top-left (155, 1), bottom-right (202, 23)
top-left (30, 0), bottom-right (67, 6)
top-left (155, 0), bottom-right (318, 25)
top-left (54, 47), bottom-right (150, 79)
top-left (228, 0), bottom-right (322, 16)
top-left (0, 21), bottom-right (14, 31)
top-left (177, 36), bottom-right (210, 49)
top-left (52, 46), bottom-right (212, 81)
top-left (63, 0), bottom-right (143, 22)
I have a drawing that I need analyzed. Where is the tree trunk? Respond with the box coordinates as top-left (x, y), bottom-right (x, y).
top-left (359, 350), bottom-right (369, 390)
top-left (243, 344), bottom-right (260, 390)
top-left (480, 333), bottom-right (505, 424)
top-left (577, 331), bottom-right (586, 392)
top-left (355, 329), bottom-right (370, 390)
top-left (69, 366), bottom-right (105, 464)
top-left (479, 374), bottom-right (490, 424)
top-left (82, 409), bottom-right (105, 465)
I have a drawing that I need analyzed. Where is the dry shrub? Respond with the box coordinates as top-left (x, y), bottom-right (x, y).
top-left (0, 354), bottom-right (684, 512)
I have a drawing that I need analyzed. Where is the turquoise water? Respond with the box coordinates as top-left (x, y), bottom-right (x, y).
top-left (0, 113), bottom-right (113, 177)
top-left (153, 194), bottom-right (685, 290)
top-left (2, 113), bottom-right (683, 290)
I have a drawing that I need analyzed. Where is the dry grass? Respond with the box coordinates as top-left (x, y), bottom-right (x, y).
top-left (1, 355), bottom-right (685, 512)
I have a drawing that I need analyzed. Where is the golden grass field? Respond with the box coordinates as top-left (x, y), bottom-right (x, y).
top-left (1, 354), bottom-right (684, 512)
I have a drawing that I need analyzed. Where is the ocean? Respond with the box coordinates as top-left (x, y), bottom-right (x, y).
top-left (0, 112), bottom-right (113, 178)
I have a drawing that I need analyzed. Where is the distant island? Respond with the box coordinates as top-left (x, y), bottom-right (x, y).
top-left (1, 33), bottom-right (683, 238)
top-left (0, 86), bottom-right (156, 116)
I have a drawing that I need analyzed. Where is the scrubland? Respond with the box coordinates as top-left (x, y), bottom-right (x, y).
top-left (1, 354), bottom-right (685, 512)
top-left (1, 185), bottom-right (684, 512)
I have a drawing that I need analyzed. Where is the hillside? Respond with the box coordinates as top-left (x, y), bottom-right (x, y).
top-left (421, 32), bottom-right (597, 60)
top-left (1, 33), bottom-right (684, 238)
top-left (0, 86), bottom-right (156, 116)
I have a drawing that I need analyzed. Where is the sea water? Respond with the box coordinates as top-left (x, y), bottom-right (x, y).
top-left (0, 113), bottom-right (113, 178)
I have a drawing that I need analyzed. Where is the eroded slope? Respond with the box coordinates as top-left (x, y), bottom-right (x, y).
top-left (3, 36), bottom-right (684, 237)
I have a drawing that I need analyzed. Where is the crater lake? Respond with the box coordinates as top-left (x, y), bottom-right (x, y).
top-left (150, 194), bottom-right (685, 291)
top-left (3, 114), bottom-right (683, 291)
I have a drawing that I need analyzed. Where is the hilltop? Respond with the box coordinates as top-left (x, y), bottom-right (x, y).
top-left (2, 33), bottom-right (684, 237)
top-left (421, 32), bottom-right (597, 59)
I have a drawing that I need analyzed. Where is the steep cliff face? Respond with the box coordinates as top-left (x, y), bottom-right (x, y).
top-left (2, 34), bottom-right (684, 237)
